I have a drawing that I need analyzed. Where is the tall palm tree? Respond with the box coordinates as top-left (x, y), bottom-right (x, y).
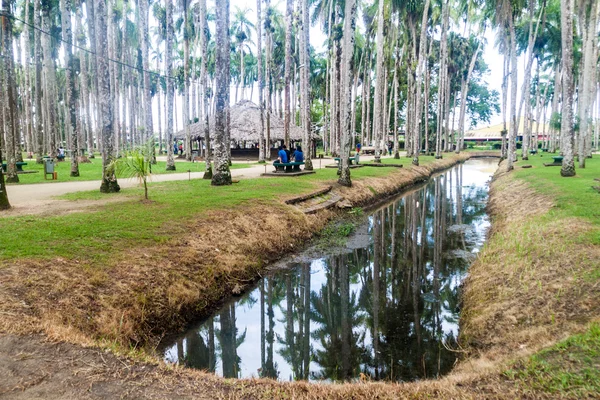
top-left (559, 0), bottom-right (575, 176)
top-left (372, 0), bottom-right (385, 163)
top-left (300, 0), bottom-right (313, 169)
top-left (139, 0), bottom-right (154, 158)
top-left (257, 0), bottom-right (266, 163)
top-left (199, 0), bottom-right (212, 178)
top-left (338, 0), bottom-right (358, 186)
top-left (165, 0), bottom-right (176, 171)
top-left (1, 0), bottom-right (19, 185)
top-left (232, 6), bottom-right (255, 101)
top-left (60, 0), bottom-right (80, 176)
top-left (211, 0), bottom-right (232, 185)
top-left (96, 0), bottom-right (119, 192)
top-left (181, 0), bottom-right (192, 161)
top-left (283, 0), bottom-right (293, 147)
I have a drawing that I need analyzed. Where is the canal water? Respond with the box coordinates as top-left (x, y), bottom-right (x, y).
top-left (160, 158), bottom-right (497, 383)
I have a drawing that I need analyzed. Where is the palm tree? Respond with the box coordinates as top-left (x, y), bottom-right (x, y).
top-left (165, 0), bottom-right (176, 171)
top-left (257, 0), bottom-right (266, 163)
top-left (139, 0), bottom-right (154, 160)
top-left (199, 0), bottom-right (212, 178)
top-left (232, 6), bottom-right (255, 102)
top-left (181, 0), bottom-right (192, 161)
top-left (1, 0), bottom-right (20, 183)
top-left (112, 141), bottom-right (154, 200)
top-left (338, 0), bottom-right (358, 187)
top-left (96, 0), bottom-right (119, 192)
top-left (211, 0), bottom-right (232, 186)
top-left (559, 0), bottom-right (575, 176)
top-left (283, 0), bottom-right (293, 147)
top-left (372, 0), bottom-right (385, 163)
top-left (300, 0), bottom-right (313, 169)
top-left (59, 0), bottom-right (80, 177)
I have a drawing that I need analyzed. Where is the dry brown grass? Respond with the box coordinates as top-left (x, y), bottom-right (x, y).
top-left (335, 154), bottom-right (471, 207)
top-left (460, 162), bottom-right (600, 368)
top-left (0, 203), bottom-right (329, 348)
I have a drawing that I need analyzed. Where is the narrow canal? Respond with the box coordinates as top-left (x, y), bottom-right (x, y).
top-left (160, 158), bottom-right (497, 382)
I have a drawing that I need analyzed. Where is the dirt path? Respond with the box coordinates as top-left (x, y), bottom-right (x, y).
top-left (0, 334), bottom-right (227, 400)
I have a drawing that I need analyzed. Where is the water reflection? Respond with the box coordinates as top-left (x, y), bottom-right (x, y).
top-left (161, 159), bottom-right (494, 382)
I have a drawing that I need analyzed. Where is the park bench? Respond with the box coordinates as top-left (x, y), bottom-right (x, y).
top-left (529, 149), bottom-right (537, 155)
top-left (544, 155), bottom-right (563, 167)
top-left (273, 161), bottom-right (305, 172)
top-left (2, 162), bottom-right (27, 172)
top-left (334, 154), bottom-right (360, 165)
top-left (541, 148), bottom-right (549, 152)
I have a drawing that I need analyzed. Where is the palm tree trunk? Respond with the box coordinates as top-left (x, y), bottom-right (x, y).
top-left (165, 0), bottom-right (176, 171)
top-left (60, 0), bottom-right (80, 176)
top-left (33, 0), bottom-right (44, 162)
top-left (140, 0), bottom-right (154, 158)
top-left (372, 0), bottom-right (385, 162)
top-left (559, 0), bottom-right (575, 176)
top-left (212, 0), bottom-right (232, 185)
top-left (1, 0), bottom-right (19, 183)
top-left (338, 0), bottom-right (357, 187)
top-left (507, 16), bottom-right (518, 170)
top-left (86, 0), bottom-right (98, 157)
top-left (257, 0), bottom-right (265, 163)
top-left (183, 0), bottom-right (191, 161)
top-left (41, 2), bottom-right (57, 160)
top-left (283, 0), bottom-right (293, 147)
top-left (412, 0), bottom-right (431, 166)
top-left (300, 0), bottom-right (313, 169)
top-left (95, 0), bottom-right (119, 192)
top-left (265, 0), bottom-right (272, 160)
top-left (200, 0), bottom-right (212, 178)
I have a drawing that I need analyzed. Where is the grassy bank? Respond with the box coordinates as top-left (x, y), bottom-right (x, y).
top-left (458, 155), bottom-right (600, 397)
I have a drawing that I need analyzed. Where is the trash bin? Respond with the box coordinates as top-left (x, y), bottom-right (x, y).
top-left (44, 159), bottom-right (55, 180)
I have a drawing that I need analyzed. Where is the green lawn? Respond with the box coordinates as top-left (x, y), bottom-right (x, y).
top-left (7, 158), bottom-right (253, 185)
top-left (501, 155), bottom-right (600, 397)
top-left (513, 155), bottom-right (600, 244)
top-left (0, 155), bottom-right (449, 263)
top-left (505, 323), bottom-right (600, 398)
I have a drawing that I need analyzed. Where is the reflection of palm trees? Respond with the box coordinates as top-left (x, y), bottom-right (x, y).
top-left (310, 255), bottom-right (366, 381)
top-left (162, 162), bottom-right (493, 383)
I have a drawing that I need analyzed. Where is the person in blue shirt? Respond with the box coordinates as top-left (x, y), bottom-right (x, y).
top-left (276, 145), bottom-right (288, 163)
top-left (293, 145), bottom-right (304, 162)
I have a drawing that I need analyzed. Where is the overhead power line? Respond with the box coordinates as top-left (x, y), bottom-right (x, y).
top-left (0, 10), bottom-right (251, 89)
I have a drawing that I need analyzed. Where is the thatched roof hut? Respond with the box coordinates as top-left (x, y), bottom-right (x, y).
top-left (175, 100), bottom-right (305, 143)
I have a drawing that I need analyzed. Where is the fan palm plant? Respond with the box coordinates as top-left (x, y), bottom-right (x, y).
top-left (112, 141), bottom-right (155, 200)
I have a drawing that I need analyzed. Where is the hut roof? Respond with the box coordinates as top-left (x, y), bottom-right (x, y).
top-left (175, 100), bottom-right (305, 142)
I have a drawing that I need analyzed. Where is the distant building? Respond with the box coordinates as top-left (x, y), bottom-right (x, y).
top-left (465, 118), bottom-right (549, 142)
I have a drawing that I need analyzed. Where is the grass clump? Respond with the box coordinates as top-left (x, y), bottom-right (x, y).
top-left (504, 323), bottom-right (600, 397)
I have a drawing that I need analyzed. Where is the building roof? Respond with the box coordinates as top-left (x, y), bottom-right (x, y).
top-left (175, 100), bottom-right (305, 142)
top-left (465, 118), bottom-right (549, 140)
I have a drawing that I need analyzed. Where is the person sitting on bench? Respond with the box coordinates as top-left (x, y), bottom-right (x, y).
top-left (274, 145), bottom-right (288, 165)
top-left (292, 145), bottom-right (304, 171)
top-left (293, 145), bottom-right (304, 162)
